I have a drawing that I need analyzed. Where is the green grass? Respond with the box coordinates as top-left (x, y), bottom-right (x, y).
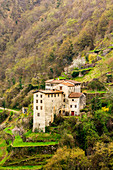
top-left (0, 110), bottom-right (3, 113)
top-left (10, 108), bottom-right (20, 111)
top-left (73, 53), bottom-right (113, 83)
top-left (13, 141), bottom-right (58, 147)
top-left (0, 139), bottom-right (7, 165)
top-left (4, 127), bottom-right (14, 135)
top-left (63, 116), bottom-right (79, 119)
top-left (78, 67), bottom-right (93, 72)
top-left (0, 165), bottom-right (42, 169)
top-left (5, 154), bottom-right (53, 167)
top-left (13, 136), bottom-right (58, 147)
top-left (84, 90), bottom-right (107, 94)
top-left (0, 140), bottom-right (7, 148)
top-left (25, 130), bottom-right (60, 141)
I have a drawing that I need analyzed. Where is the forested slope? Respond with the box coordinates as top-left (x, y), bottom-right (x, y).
top-left (0, 0), bottom-right (113, 89)
top-left (0, 0), bottom-right (113, 96)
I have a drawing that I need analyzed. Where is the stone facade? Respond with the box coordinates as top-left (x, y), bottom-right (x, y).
top-left (33, 79), bottom-right (86, 132)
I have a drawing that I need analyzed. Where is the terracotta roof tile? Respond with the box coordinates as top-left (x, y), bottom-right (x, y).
top-left (45, 79), bottom-right (81, 85)
top-left (34, 90), bottom-right (63, 94)
top-left (67, 80), bottom-right (81, 84)
top-left (45, 79), bottom-right (54, 83)
top-left (61, 82), bottom-right (74, 87)
top-left (45, 79), bottom-right (65, 84)
top-left (68, 92), bottom-right (83, 98)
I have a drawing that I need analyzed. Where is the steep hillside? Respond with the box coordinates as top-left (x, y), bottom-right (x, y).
top-left (0, 0), bottom-right (113, 97)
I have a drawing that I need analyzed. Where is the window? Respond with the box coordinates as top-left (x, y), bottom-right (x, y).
top-left (70, 105), bottom-right (72, 108)
top-left (36, 100), bottom-right (38, 103)
top-left (75, 105), bottom-right (77, 108)
top-left (40, 95), bottom-right (42, 98)
top-left (72, 99), bottom-right (74, 101)
top-left (36, 106), bottom-right (38, 110)
top-left (36, 94), bottom-right (38, 97)
top-left (48, 94), bottom-right (50, 97)
top-left (51, 94), bottom-right (53, 97)
top-left (60, 86), bottom-right (62, 90)
top-left (40, 100), bottom-right (42, 103)
top-left (37, 113), bottom-right (40, 116)
top-left (40, 106), bottom-right (43, 110)
top-left (54, 94), bottom-right (56, 97)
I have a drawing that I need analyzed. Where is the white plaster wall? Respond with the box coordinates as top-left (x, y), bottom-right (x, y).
top-left (68, 98), bottom-right (80, 115)
top-left (54, 84), bottom-right (71, 98)
top-left (74, 85), bottom-right (81, 93)
top-left (44, 93), bottom-right (63, 126)
top-left (45, 83), bottom-right (53, 90)
top-left (33, 92), bottom-right (46, 132)
top-left (80, 94), bottom-right (86, 109)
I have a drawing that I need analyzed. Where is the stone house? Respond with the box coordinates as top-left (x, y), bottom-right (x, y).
top-left (33, 79), bottom-right (86, 132)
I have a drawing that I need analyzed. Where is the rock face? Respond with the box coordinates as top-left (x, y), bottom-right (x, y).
top-left (12, 126), bottom-right (24, 136)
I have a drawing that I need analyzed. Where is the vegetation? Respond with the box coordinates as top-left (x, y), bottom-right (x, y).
top-left (13, 136), bottom-right (58, 147)
top-left (0, 0), bottom-right (113, 98)
top-left (44, 94), bottom-right (113, 169)
top-left (0, 165), bottom-right (42, 170)
top-left (0, 0), bottom-right (113, 169)
top-left (0, 110), bottom-right (8, 124)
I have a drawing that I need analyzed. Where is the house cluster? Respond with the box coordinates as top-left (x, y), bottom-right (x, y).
top-left (33, 79), bottom-right (86, 132)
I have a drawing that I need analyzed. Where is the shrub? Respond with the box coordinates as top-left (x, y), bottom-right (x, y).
top-left (34, 128), bottom-right (39, 133)
top-left (44, 147), bottom-right (90, 169)
top-left (72, 71), bottom-right (79, 78)
top-left (88, 80), bottom-right (105, 91)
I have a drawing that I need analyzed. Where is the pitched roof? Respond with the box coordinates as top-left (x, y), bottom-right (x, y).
top-left (67, 80), bottom-right (81, 84)
top-left (68, 92), bottom-right (83, 98)
top-left (45, 79), bottom-right (65, 84)
top-left (34, 90), bottom-right (63, 94)
top-left (61, 82), bottom-right (74, 87)
top-left (45, 79), bottom-right (81, 85)
top-left (45, 79), bottom-right (54, 83)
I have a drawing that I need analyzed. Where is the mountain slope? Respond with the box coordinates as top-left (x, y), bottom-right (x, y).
top-left (0, 0), bottom-right (113, 96)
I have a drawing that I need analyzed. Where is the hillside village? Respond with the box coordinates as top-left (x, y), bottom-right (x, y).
top-left (0, 0), bottom-right (113, 169)
top-left (33, 79), bottom-right (86, 132)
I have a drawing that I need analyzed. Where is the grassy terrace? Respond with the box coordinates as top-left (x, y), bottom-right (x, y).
top-left (25, 130), bottom-right (60, 141)
top-left (12, 136), bottom-right (58, 147)
top-left (84, 90), bottom-right (107, 94)
top-left (4, 127), bottom-right (14, 135)
top-left (12, 141), bottom-right (58, 147)
top-left (0, 165), bottom-right (42, 169)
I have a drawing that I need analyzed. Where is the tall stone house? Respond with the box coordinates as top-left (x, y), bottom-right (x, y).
top-left (33, 79), bottom-right (86, 132)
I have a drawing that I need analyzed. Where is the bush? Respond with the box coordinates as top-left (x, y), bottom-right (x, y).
top-left (7, 145), bottom-right (12, 152)
top-left (60, 132), bottom-right (75, 148)
top-left (51, 114), bottom-right (64, 126)
top-left (88, 80), bottom-right (105, 91)
top-left (44, 147), bottom-right (90, 169)
top-left (34, 128), bottom-right (39, 133)
top-left (72, 71), bottom-right (79, 78)
top-left (0, 111), bottom-right (8, 124)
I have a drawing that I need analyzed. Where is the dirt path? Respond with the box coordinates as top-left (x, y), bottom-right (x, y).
top-left (0, 107), bottom-right (20, 113)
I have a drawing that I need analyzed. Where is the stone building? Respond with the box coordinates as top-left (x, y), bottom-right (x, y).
top-left (33, 79), bottom-right (86, 132)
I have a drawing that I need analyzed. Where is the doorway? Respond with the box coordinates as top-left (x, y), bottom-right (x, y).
top-left (71, 111), bottom-right (74, 116)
